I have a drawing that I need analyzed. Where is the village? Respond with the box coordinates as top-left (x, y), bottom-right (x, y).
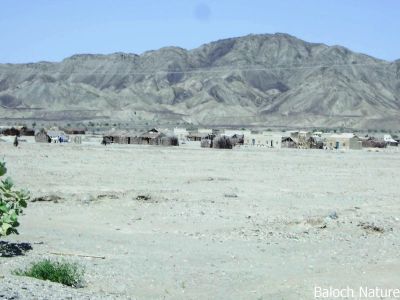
top-left (1, 124), bottom-right (399, 299)
top-left (0, 125), bottom-right (399, 150)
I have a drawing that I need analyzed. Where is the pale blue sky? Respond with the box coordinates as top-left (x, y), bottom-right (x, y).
top-left (0, 0), bottom-right (399, 63)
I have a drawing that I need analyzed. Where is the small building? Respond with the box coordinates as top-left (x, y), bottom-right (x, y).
top-left (188, 132), bottom-right (209, 141)
top-left (173, 128), bottom-right (189, 141)
top-left (244, 132), bottom-right (282, 148)
top-left (102, 130), bottom-right (128, 144)
top-left (104, 128), bottom-right (179, 146)
top-left (281, 136), bottom-right (297, 148)
top-left (35, 129), bottom-right (68, 143)
top-left (324, 133), bottom-right (362, 150)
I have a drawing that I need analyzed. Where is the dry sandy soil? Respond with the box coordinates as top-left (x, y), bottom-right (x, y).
top-left (0, 141), bottom-right (399, 299)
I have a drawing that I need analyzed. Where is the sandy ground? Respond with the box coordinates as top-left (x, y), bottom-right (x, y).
top-left (0, 141), bottom-right (399, 299)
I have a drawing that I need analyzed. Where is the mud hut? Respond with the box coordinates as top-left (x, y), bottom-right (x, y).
top-left (102, 130), bottom-right (128, 144)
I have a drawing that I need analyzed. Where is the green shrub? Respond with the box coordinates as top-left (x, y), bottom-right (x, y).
top-left (14, 259), bottom-right (84, 287)
top-left (0, 161), bottom-right (29, 236)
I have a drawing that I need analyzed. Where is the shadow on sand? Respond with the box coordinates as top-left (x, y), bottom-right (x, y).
top-left (0, 241), bottom-right (32, 257)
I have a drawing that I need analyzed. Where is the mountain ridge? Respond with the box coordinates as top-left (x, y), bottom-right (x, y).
top-left (0, 33), bottom-right (399, 129)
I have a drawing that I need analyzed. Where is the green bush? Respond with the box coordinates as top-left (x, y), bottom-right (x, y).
top-left (0, 161), bottom-right (29, 236)
top-left (14, 259), bottom-right (84, 287)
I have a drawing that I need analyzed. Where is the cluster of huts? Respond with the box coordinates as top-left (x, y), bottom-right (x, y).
top-left (33, 127), bottom-right (86, 144)
top-left (1, 124), bottom-right (398, 150)
top-left (171, 127), bottom-right (399, 150)
top-left (102, 128), bottom-right (179, 146)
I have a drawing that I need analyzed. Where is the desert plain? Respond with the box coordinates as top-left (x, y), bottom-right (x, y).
top-left (0, 140), bottom-right (399, 299)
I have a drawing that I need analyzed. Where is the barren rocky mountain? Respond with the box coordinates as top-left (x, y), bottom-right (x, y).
top-left (0, 33), bottom-right (399, 129)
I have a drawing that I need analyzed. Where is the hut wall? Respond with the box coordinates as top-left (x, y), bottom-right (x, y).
top-left (201, 139), bottom-right (211, 148)
top-left (35, 132), bottom-right (50, 143)
top-left (70, 135), bottom-right (82, 144)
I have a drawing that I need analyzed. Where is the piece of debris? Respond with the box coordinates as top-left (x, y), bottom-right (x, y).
top-left (224, 193), bottom-right (238, 198)
top-left (31, 194), bottom-right (62, 203)
top-left (328, 211), bottom-right (338, 220)
top-left (136, 195), bottom-right (151, 201)
top-left (358, 222), bottom-right (385, 233)
top-left (49, 252), bottom-right (105, 259)
top-left (97, 194), bottom-right (119, 200)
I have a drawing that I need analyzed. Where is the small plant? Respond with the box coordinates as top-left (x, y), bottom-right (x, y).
top-left (0, 161), bottom-right (29, 236)
top-left (14, 259), bottom-right (84, 287)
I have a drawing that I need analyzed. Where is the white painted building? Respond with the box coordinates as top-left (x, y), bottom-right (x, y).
top-left (325, 133), bottom-right (362, 150)
top-left (244, 132), bottom-right (282, 148)
top-left (173, 127), bottom-right (189, 141)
